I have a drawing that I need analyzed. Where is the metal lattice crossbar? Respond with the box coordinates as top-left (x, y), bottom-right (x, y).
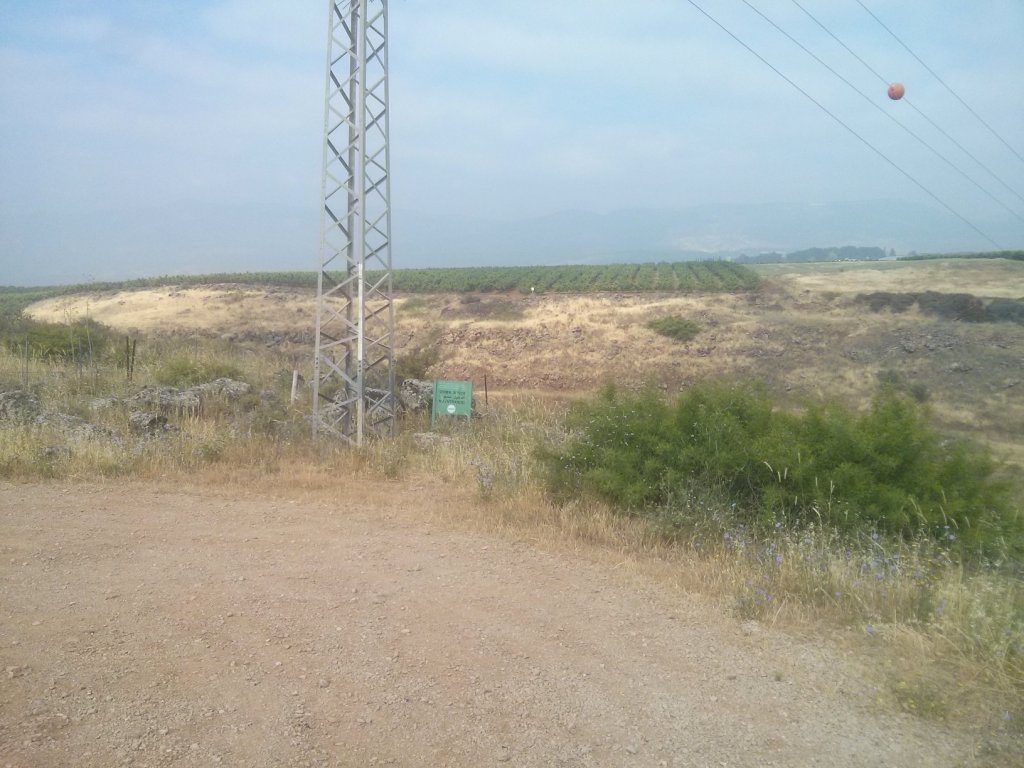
top-left (313, 0), bottom-right (395, 444)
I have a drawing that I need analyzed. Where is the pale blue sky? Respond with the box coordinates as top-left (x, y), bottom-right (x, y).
top-left (1, 0), bottom-right (1022, 283)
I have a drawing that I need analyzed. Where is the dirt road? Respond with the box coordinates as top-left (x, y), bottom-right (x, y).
top-left (1, 482), bottom-right (974, 767)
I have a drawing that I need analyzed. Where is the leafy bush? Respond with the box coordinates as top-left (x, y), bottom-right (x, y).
top-left (155, 356), bottom-right (244, 387)
top-left (876, 369), bottom-right (929, 402)
top-left (647, 315), bottom-right (701, 342)
top-left (396, 340), bottom-right (441, 381)
top-left (0, 288), bottom-right (62, 318)
top-left (541, 383), bottom-right (1019, 555)
top-left (988, 298), bottom-right (1024, 324)
top-left (1, 314), bottom-right (115, 361)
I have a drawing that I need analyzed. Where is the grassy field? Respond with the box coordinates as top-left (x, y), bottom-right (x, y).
top-left (752, 257), bottom-right (1024, 297)
top-left (901, 249), bottom-right (1024, 262)
top-left (17, 258), bottom-right (1024, 466)
top-left (0, 329), bottom-right (1021, 756)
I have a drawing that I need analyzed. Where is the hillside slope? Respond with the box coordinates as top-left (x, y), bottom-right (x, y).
top-left (22, 259), bottom-right (1024, 463)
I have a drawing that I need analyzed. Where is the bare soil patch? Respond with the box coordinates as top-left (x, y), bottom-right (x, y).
top-left (0, 481), bottom-right (980, 767)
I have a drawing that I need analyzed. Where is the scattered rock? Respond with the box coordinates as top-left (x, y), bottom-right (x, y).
top-left (34, 413), bottom-right (112, 442)
top-left (315, 401), bottom-right (348, 432)
top-left (39, 445), bottom-right (71, 461)
top-left (128, 411), bottom-right (169, 435)
top-left (0, 390), bottom-right (40, 422)
top-left (193, 378), bottom-right (251, 400)
top-left (856, 290), bottom-right (1009, 323)
top-left (36, 412), bottom-right (83, 431)
top-left (399, 379), bottom-right (433, 413)
top-left (89, 396), bottom-right (120, 411)
top-left (948, 362), bottom-right (973, 373)
top-left (988, 297), bottom-right (1024, 324)
top-left (412, 432), bottom-right (452, 449)
top-left (128, 386), bottom-right (201, 412)
top-left (126, 378), bottom-right (250, 412)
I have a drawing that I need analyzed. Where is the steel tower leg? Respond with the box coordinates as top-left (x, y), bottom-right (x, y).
top-left (313, 0), bottom-right (395, 444)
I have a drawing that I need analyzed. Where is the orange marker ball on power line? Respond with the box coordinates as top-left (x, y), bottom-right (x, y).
top-left (888, 82), bottom-right (905, 100)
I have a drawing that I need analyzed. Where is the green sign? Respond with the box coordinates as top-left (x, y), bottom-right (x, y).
top-left (431, 379), bottom-right (473, 428)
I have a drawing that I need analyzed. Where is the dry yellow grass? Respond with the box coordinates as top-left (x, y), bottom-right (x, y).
top-left (21, 258), bottom-right (1024, 468)
top-left (754, 257), bottom-right (1024, 297)
top-left (28, 285), bottom-right (320, 335)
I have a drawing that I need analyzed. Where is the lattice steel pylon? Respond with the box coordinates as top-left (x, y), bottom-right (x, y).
top-left (313, 0), bottom-right (395, 444)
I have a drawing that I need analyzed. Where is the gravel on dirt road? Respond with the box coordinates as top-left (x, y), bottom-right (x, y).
top-left (0, 482), bottom-right (971, 767)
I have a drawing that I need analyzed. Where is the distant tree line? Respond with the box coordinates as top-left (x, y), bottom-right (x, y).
top-left (734, 246), bottom-right (890, 264)
top-left (898, 250), bottom-right (1024, 262)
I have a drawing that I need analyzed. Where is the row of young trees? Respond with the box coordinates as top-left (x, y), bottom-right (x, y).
top-left (378, 260), bottom-right (759, 293)
top-left (0, 261), bottom-right (759, 321)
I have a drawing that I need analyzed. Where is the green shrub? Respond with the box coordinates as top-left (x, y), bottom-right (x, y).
top-left (647, 315), bottom-right (701, 342)
top-left (541, 383), bottom-right (1020, 555)
top-left (876, 369), bottom-right (930, 402)
top-left (155, 356), bottom-right (244, 387)
top-left (396, 332), bottom-right (442, 381)
top-left (988, 298), bottom-right (1024, 324)
top-left (1, 314), bottom-right (114, 361)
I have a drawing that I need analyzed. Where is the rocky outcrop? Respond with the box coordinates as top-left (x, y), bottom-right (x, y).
top-left (3, 390), bottom-right (114, 442)
top-left (411, 432), bottom-right (452, 448)
top-left (0, 390), bottom-right (41, 423)
top-left (193, 378), bottom-right (251, 400)
top-left (33, 412), bottom-right (114, 443)
top-left (399, 379), bottom-right (433, 413)
top-left (128, 411), bottom-right (171, 435)
top-left (126, 378), bottom-right (250, 412)
top-left (127, 386), bottom-right (201, 412)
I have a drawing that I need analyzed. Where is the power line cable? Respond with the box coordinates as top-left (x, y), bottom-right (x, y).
top-left (737, 0), bottom-right (1023, 224)
top-left (854, 0), bottom-right (1024, 166)
top-left (790, 0), bottom-right (1024, 207)
top-left (678, 0), bottom-right (1002, 248)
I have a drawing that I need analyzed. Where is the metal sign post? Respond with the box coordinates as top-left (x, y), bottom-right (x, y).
top-left (431, 380), bottom-right (473, 429)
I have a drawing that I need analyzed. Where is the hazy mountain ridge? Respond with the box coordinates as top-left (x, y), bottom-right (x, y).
top-left (2, 199), bottom-right (1022, 285)
top-left (397, 200), bottom-right (1024, 266)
